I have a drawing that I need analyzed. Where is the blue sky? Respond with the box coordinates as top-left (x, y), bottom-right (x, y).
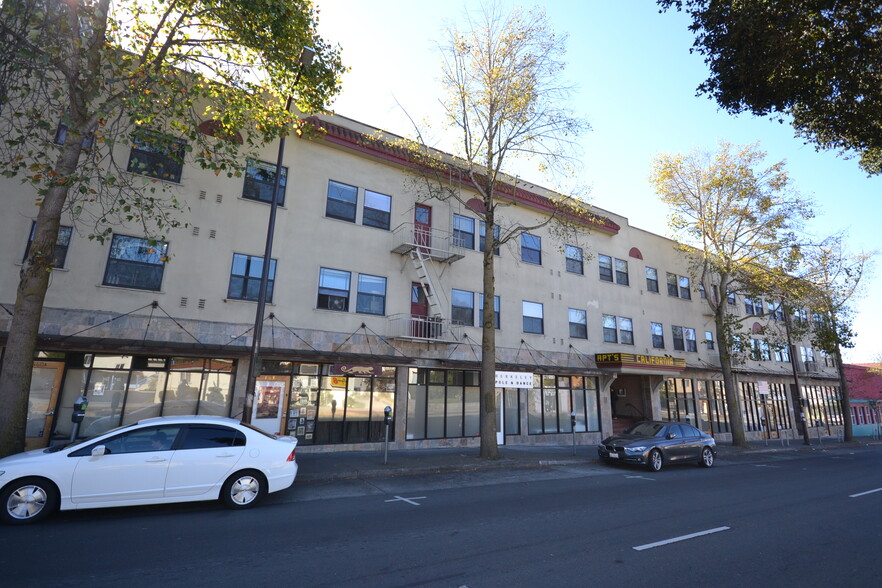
top-left (318, 0), bottom-right (881, 362)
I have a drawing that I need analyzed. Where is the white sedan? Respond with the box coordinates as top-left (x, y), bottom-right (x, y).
top-left (0, 415), bottom-right (298, 524)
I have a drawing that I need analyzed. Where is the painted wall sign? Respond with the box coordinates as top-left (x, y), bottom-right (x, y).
top-left (595, 352), bottom-right (686, 370)
top-left (495, 371), bottom-right (534, 388)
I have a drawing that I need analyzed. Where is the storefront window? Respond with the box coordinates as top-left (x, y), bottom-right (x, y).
top-left (406, 368), bottom-right (481, 440)
top-left (310, 366), bottom-right (397, 445)
top-left (661, 378), bottom-right (696, 423)
top-left (528, 374), bottom-right (600, 434)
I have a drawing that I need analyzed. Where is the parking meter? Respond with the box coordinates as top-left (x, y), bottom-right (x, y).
top-left (570, 411), bottom-right (577, 455)
top-left (70, 395), bottom-right (89, 443)
top-left (383, 406), bottom-right (393, 465)
top-left (384, 406), bottom-right (393, 426)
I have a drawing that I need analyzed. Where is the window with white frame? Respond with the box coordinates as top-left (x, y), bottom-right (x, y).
top-left (242, 159), bottom-right (287, 205)
top-left (684, 328), bottom-right (697, 352)
top-left (565, 245), bottom-right (583, 275)
top-left (651, 322), bottom-right (665, 349)
top-left (521, 233), bottom-right (541, 265)
top-left (522, 301), bottom-right (544, 334)
top-left (599, 255), bottom-right (628, 284)
top-left (451, 289), bottom-right (475, 326)
top-left (228, 253), bottom-right (276, 302)
top-left (363, 190), bottom-right (392, 230)
top-left (705, 330), bottom-right (715, 351)
top-left (325, 180), bottom-right (358, 222)
top-left (751, 339), bottom-right (772, 361)
top-left (356, 274), bottom-right (387, 315)
top-left (645, 267), bottom-right (659, 293)
top-left (317, 267), bottom-right (351, 311)
top-left (452, 214), bottom-right (476, 249)
top-left (774, 344), bottom-right (791, 362)
top-left (598, 255), bottom-right (613, 282)
top-left (615, 258), bottom-right (629, 285)
top-left (478, 294), bottom-right (501, 329)
top-left (569, 309), bottom-right (587, 339)
top-left (666, 273), bottom-right (691, 299)
top-left (603, 315), bottom-right (632, 344)
top-left (103, 235), bottom-right (167, 291)
top-left (24, 221), bottom-right (72, 268)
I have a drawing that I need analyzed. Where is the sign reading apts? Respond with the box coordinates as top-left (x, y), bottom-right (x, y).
top-left (495, 371), bottom-right (534, 388)
top-left (595, 352), bottom-right (686, 371)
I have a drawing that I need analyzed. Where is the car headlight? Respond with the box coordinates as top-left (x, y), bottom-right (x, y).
top-left (625, 446), bottom-right (646, 454)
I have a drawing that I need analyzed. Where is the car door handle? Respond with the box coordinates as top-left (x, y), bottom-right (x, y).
top-left (216, 453), bottom-right (237, 458)
top-left (145, 458), bottom-right (168, 463)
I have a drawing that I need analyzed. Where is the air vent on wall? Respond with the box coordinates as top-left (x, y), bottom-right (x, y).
top-left (180, 297), bottom-right (188, 307)
top-left (199, 190), bottom-right (207, 200)
top-left (209, 229), bottom-right (217, 239)
top-left (216, 194), bottom-right (223, 203)
top-left (192, 226), bottom-right (200, 236)
top-left (198, 299), bottom-right (206, 310)
top-left (299, 364), bottom-right (320, 375)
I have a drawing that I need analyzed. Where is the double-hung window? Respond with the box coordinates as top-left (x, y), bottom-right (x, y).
top-left (451, 289), bottom-right (475, 326)
top-left (453, 214), bottom-right (475, 249)
top-left (479, 294), bottom-right (501, 329)
top-left (565, 245), bottom-right (583, 275)
top-left (521, 233), bottom-right (541, 265)
top-left (705, 331), bottom-right (715, 351)
top-left (569, 309), bottom-right (587, 339)
top-left (317, 268), bottom-right (351, 311)
top-left (602, 315), bottom-right (632, 344)
top-left (479, 222), bottom-right (500, 255)
top-left (363, 190), bottom-right (392, 230)
top-left (614, 258), bottom-right (629, 285)
top-left (672, 325), bottom-right (685, 351)
top-left (326, 180), bottom-right (358, 222)
top-left (684, 328), bottom-right (697, 352)
top-left (228, 253), bottom-right (276, 302)
top-left (242, 159), bottom-right (287, 205)
top-left (645, 267), bottom-right (659, 293)
top-left (522, 301), bottom-right (544, 334)
top-left (651, 322), bottom-right (665, 349)
top-left (774, 345), bottom-right (791, 362)
top-left (356, 274), bottom-right (387, 315)
top-left (24, 221), bottom-right (72, 268)
top-left (127, 130), bottom-right (186, 182)
top-left (598, 255), bottom-right (613, 282)
top-left (103, 235), bottom-right (167, 291)
top-left (667, 273), bottom-right (691, 299)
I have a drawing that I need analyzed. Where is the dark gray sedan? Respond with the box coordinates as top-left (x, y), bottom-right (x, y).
top-left (598, 421), bottom-right (716, 471)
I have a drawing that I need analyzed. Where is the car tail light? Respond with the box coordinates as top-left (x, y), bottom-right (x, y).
top-left (286, 448), bottom-right (296, 462)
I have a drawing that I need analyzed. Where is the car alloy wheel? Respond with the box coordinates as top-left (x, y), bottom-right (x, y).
top-left (700, 447), bottom-right (714, 468)
top-left (647, 449), bottom-right (663, 472)
top-left (221, 470), bottom-right (267, 509)
top-left (1, 477), bottom-right (58, 525)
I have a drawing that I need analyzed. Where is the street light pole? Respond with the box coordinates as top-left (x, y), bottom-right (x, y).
top-left (241, 47), bottom-right (315, 425)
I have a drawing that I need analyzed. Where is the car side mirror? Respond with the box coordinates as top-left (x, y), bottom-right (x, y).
top-left (666, 434), bottom-right (675, 440)
top-left (91, 445), bottom-right (107, 457)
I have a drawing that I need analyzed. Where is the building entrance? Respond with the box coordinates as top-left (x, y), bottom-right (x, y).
top-left (25, 361), bottom-right (64, 450)
top-left (609, 375), bottom-right (648, 435)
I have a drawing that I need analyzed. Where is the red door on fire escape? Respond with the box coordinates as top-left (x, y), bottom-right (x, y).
top-left (414, 204), bottom-right (432, 251)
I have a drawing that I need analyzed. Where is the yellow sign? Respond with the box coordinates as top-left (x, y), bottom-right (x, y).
top-left (595, 353), bottom-right (686, 369)
top-left (330, 377), bottom-right (347, 388)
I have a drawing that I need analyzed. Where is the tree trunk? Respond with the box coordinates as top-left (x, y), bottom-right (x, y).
top-left (715, 312), bottom-right (748, 447)
top-left (834, 344), bottom-right (853, 442)
top-left (0, 142), bottom-right (79, 458)
top-left (478, 207), bottom-right (500, 460)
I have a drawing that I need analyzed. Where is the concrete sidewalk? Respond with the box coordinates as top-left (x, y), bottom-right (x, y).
top-left (294, 437), bottom-right (872, 484)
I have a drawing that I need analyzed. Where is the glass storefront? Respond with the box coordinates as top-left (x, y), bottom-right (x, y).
top-left (803, 385), bottom-right (843, 427)
top-left (527, 374), bottom-right (599, 435)
top-left (406, 368), bottom-right (482, 440)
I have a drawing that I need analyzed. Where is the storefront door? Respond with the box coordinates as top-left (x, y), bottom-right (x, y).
top-left (496, 389), bottom-right (504, 446)
top-left (251, 375), bottom-right (290, 435)
top-left (26, 361), bottom-right (64, 450)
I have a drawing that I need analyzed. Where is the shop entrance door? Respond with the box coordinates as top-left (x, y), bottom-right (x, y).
top-left (698, 399), bottom-right (713, 436)
top-left (251, 375), bottom-right (290, 435)
top-left (25, 361), bottom-right (64, 450)
top-left (763, 404), bottom-right (780, 439)
top-left (495, 389), bottom-right (504, 446)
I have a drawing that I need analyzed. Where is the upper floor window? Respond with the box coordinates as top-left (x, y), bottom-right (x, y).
top-left (479, 294), bottom-right (501, 329)
top-left (317, 267), bottom-right (351, 311)
top-left (54, 120), bottom-right (94, 150)
top-left (645, 267), bottom-right (659, 293)
top-left (228, 253), bottom-right (276, 302)
top-left (356, 274), bottom-right (387, 315)
top-left (767, 299), bottom-right (784, 321)
top-left (705, 331), bottom-right (715, 351)
top-left (672, 325), bottom-right (697, 352)
top-left (453, 214), bottom-right (476, 249)
top-left (363, 190), bottom-right (392, 230)
top-left (24, 221), bottom-right (72, 268)
top-left (774, 344), bottom-right (791, 363)
top-left (103, 235), bottom-right (167, 291)
top-left (479, 222), bottom-right (500, 256)
top-left (751, 339), bottom-right (772, 361)
top-left (614, 258), bottom-right (629, 285)
top-left (565, 245), bottom-right (583, 275)
top-left (127, 130), bottom-right (186, 183)
top-left (452, 289), bottom-right (475, 326)
top-left (598, 255), bottom-right (613, 282)
top-left (325, 180), bottom-right (358, 222)
top-left (744, 297), bottom-right (760, 316)
top-left (569, 308), bottom-right (588, 339)
top-left (727, 291), bottom-right (737, 305)
top-left (242, 159), bottom-right (287, 205)
top-left (651, 322), bottom-right (665, 349)
top-left (522, 301), bottom-right (544, 334)
top-left (521, 233), bottom-right (542, 265)
top-left (684, 327), bottom-right (697, 352)
top-left (667, 273), bottom-right (691, 299)
top-left (603, 315), bottom-right (633, 345)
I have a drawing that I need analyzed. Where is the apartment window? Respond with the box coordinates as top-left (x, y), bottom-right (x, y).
top-left (54, 120), bottom-right (94, 150)
top-left (521, 233), bottom-right (541, 265)
top-left (479, 294), bottom-right (501, 329)
top-left (751, 339), bottom-right (772, 361)
top-left (727, 291), bottom-right (736, 305)
top-left (672, 325), bottom-right (685, 351)
top-left (479, 222), bottom-right (500, 255)
top-left (801, 346), bottom-right (815, 363)
top-left (453, 214), bottom-right (475, 249)
top-left (615, 258), bottom-right (629, 285)
top-left (242, 159), bottom-right (287, 205)
top-left (619, 317), bottom-right (634, 345)
top-left (24, 222), bottom-right (72, 268)
top-left (651, 322), bottom-right (665, 349)
top-left (522, 301), bottom-right (544, 334)
top-left (363, 190), bottom-right (392, 230)
top-left (317, 268), bottom-right (351, 311)
top-left (699, 284), bottom-right (706, 299)
top-left (767, 299), bottom-right (784, 321)
top-left (325, 180), bottom-right (358, 222)
top-left (684, 328), bottom-right (697, 352)
top-left (452, 289), bottom-right (475, 326)
top-left (569, 309), bottom-right (587, 339)
top-left (667, 273), bottom-right (691, 299)
top-left (602, 315), bottom-right (632, 344)
top-left (679, 276), bottom-right (691, 299)
top-left (645, 267), bottom-right (659, 293)
top-left (356, 274), bottom-right (387, 315)
top-left (598, 255), bottom-right (613, 282)
top-left (227, 253), bottom-right (276, 302)
top-left (705, 331), bottom-right (715, 351)
top-left (602, 314), bottom-right (617, 343)
top-left (744, 297), bottom-right (760, 316)
top-left (774, 345), bottom-right (791, 362)
top-left (666, 273), bottom-right (679, 297)
top-left (103, 235), bottom-right (167, 291)
top-left (565, 245), bottom-right (583, 275)
top-left (127, 130), bottom-right (186, 182)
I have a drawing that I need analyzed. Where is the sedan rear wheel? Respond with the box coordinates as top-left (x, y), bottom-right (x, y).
top-left (700, 446), bottom-right (715, 468)
top-left (647, 449), bottom-right (663, 472)
top-left (1, 477), bottom-right (58, 525)
top-left (221, 470), bottom-right (267, 510)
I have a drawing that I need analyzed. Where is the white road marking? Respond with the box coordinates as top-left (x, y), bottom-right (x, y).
top-left (752, 464), bottom-right (780, 468)
top-left (625, 475), bottom-right (655, 481)
top-left (849, 488), bottom-right (882, 498)
top-left (633, 526), bottom-right (731, 551)
top-left (384, 495), bottom-right (427, 506)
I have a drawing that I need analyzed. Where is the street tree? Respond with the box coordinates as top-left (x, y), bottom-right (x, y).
top-left (400, 3), bottom-right (589, 459)
top-left (650, 142), bottom-right (813, 447)
top-left (658, 0), bottom-right (882, 175)
top-left (0, 0), bottom-right (343, 457)
top-left (794, 235), bottom-right (874, 442)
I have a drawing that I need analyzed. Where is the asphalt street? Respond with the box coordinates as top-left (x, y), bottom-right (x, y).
top-left (2, 445), bottom-right (881, 587)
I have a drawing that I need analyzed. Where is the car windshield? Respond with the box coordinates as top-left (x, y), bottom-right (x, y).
top-left (623, 422), bottom-right (666, 437)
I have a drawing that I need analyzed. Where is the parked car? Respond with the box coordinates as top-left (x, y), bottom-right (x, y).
top-left (0, 416), bottom-right (298, 525)
top-left (598, 420), bottom-right (716, 472)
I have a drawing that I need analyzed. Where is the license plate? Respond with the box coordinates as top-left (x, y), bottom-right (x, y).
top-left (608, 452), bottom-right (619, 459)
